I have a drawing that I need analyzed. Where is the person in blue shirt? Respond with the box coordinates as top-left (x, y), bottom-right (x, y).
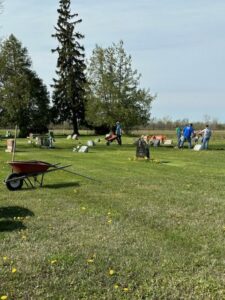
top-left (115, 121), bottom-right (122, 145)
top-left (179, 123), bottom-right (194, 148)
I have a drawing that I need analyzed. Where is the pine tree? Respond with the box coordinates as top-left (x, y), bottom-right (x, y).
top-left (52, 0), bottom-right (86, 135)
top-left (0, 34), bottom-right (50, 136)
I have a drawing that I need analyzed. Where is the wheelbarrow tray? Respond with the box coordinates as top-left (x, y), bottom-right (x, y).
top-left (8, 160), bottom-right (52, 174)
top-left (105, 134), bottom-right (117, 142)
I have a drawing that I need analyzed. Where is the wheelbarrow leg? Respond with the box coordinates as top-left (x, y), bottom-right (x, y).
top-left (26, 177), bottom-right (34, 188)
top-left (40, 173), bottom-right (45, 187)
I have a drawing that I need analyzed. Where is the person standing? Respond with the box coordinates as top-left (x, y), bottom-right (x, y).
top-left (199, 125), bottom-right (212, 150)
top-left (115, 121), bottom-right (122, 145)
top-left (175, 125), bottom-right (182, 147)
top-left (180, 123), bottom-right (194, 148)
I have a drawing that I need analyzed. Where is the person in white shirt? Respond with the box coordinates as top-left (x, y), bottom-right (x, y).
top-left (199, 125), bottom-right (212, 150)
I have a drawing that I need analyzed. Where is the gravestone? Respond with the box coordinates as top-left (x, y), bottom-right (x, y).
top-left (78, 146), bottom-right (89, 153)
top-left (164, 139), bottom-right (173, 145)
top-left (35, 136), bottom-right (44, 146)
top-left (193, 144), bottom-right (202, 151)
top-left (5, 139), bottom-right (14, 152)
top-left (87, 140), bottom-right (95, 147)
top-left (153, 139), bottom-right (160, 147)
top-left (136, 138), bottom-right (150, 159)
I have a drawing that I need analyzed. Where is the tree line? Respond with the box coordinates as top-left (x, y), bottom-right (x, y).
top-left (0, 0), bottom-right (154, 137)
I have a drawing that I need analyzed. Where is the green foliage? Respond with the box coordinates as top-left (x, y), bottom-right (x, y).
top-left (0, 35), bottom-right (50, 136)
top-left (86, 41), bottom-right (155, 133)
top-left (51, 0), bottom-right (86, 135)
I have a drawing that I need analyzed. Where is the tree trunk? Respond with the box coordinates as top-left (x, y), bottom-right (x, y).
top-left (72, 116), bottom-right (79, 135)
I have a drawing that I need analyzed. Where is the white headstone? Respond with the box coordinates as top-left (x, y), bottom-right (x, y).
top-left (164, 139), bottom-right (173, 145)
top-left (5, 139), bottom-right (14, 152)
top-left (87, 140), bottom-right (95, 146)
top-left (78, 146), bottom-right (89, 153)
top-left (193, 144), bottom-right (202, 151)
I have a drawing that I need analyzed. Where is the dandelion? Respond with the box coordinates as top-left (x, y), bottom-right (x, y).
top-left (12, 268), bottom-right (17, 273)
top-left (50, 260), bottom-right (57, 265)
top-left (1, 296), bottom-right (8, 300)
top-left (87, 259), bottom-right (94, 263)
top-left (81, 207), bottom-right (86, 210)
top-left (3, 256), bottom-right (7, 261)
top-left (109, 269), bottom-right (115, 275)
top-left (114, 284), bottom-right (119, 289)
top-left (108, 219), bottom-right (112, 224)
top-left (107, 212), bottom-right (111, 215)
top-left (123, 287), bottom-right (129, 292)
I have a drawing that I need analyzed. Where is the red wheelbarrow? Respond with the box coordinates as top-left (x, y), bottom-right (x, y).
top-left (4, 160), bottom-right (98, 191)
top-left (105, 133), bottom-right (118, 145)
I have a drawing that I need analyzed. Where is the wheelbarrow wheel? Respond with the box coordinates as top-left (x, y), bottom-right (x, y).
top-left (6, 173), bottom-right (24, 191)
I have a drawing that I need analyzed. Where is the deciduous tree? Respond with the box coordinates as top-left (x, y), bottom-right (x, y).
top-left (86, 41), bottom-right (155, 133)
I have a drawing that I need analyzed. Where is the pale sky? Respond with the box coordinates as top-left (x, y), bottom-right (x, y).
top-left (1, 0), bottom-right (225, 122)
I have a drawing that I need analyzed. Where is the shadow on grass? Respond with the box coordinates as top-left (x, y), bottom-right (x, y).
top-left (44, 182), bottom-right (80, 189)
top-left (0, 220), bottom-right (26, 232)
top-left (0, 206), bottom-right (34, 218)
top-left (0, 206), bottom-right (34, 232)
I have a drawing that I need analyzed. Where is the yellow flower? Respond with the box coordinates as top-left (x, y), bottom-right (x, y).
top-left (51, 260), bottom-right (57, 264)
top-left (107, 212), bottom-right (111, 215)
top-left (123, 287), bottom-right (129, 292)
top-left (108, 219), bottom-right (112, 224)
top-left (1, 296), bottom-right (8, 300)
top-left (12, 268), bottom-right (17, 273)
top-left (114, 284), bottom-right (119, 289)
top-left (3, 256), bottom-right (7, 261)
top-left (81, 207), bottom-right (86, 210)
top-left (109, 269), bottom-right (115, 275)
top-left (87, 259), bottom-right (94, 263)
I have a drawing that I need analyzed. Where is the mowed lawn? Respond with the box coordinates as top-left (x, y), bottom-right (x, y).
top-left (0, 133), bottom-right (225, 299)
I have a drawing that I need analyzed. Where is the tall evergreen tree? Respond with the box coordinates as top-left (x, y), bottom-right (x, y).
top-left (52, 0), bottom-right (86, 135)
top-left (0, 34), bottom-right (50, 136)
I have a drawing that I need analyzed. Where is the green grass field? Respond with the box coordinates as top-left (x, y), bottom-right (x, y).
top-left (0, 133), bottom-right (225, 299)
